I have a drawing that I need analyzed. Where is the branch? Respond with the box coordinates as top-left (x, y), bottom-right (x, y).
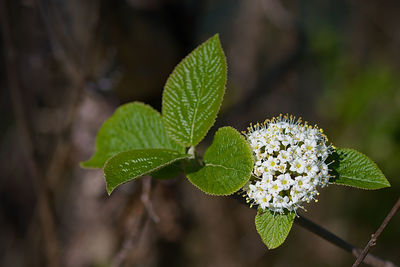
top-left (295, 214), bottom-right (352, 252)
top-left (111, 176), bottom-right (158, 267)
top-left (353, 197), bottom-right (400, 267)
top-left (141, 176), bottom-right (160, 223)
top-left (230, 193), bottom-right (397, 266)
top-left (110, 203), bottom-right (148, 267)
top-left (296, 214), bottom-right (396, 267)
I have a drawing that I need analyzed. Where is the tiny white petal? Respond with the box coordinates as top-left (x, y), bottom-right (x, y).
top-left (244, 115), bottom-right (333, 212)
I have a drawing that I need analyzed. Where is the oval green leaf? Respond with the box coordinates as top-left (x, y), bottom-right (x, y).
top-left (329, 148), bottom-right (390, 190)
top-left (185, 127), bottom-right (253, 195)
top-left (162, 34), bottom-right (227, 147)
top-left (81, 102), bottom-right (184, 168)
top-left (255, 209), bottom-right (295, 249)
top-left (104, 149), bottom-right (189, 194)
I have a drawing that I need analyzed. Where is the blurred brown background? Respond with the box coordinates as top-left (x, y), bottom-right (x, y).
top-left (1, 0), bottom-right (399, 266)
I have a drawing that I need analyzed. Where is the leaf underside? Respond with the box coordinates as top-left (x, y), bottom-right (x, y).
top-left (104, 149), bottom-right (189, 194)
top-left (255, 209), bottom-right (295, 249)
top-left (81, 102), bottom-right (184, 169)
top-left (185, 127), bottom-right (253, 195)
top-left (162, 34), bottom-right (227, 147)
top-left (329, 148), bottom-right (390, 190)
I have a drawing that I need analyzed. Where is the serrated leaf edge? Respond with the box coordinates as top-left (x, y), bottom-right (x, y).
top-left (162, 33), bottom-right (227, 147)
top-left (255, 209), bottom-right (295, 249)
top-left (104, 150), bottom-right (190, 195)
top-left (81, 101), bottom-right (184, 169)
top-left (331, 147), bottom-right (390, 190)
top-left (185, 127), bottom-right (254, 196)
top-left (186, 168), bottom-right (251, 196)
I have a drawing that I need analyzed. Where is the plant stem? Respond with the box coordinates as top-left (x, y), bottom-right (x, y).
top-left (295, 214), bottom-right (396, 267)
top-left (188, 146), bottom-right (196, 159)
top-left (230, 193), bottom-right (397, 266)
top-left (111, 179), bottom-right (150, 267)
top-left (352, 197), bottom-right (400, 267)
top-left (295, 214), bottom-right (352, 252)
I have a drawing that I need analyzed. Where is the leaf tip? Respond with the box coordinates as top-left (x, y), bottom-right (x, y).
top-left (255, 209), bottom-right (295, 250)
top-left (331, 147), bottom-right (391, 190)
top-left (212, 33), bottom-right (220, 41)
top-left (80, 161), bottom-right (89, 168)
top-left (382, 179), bottom-right (391, 188)
top-left (79, 159), bottom-right (97, 169)
top-left (211, 33), bottom-right (224, 51)
top-left (106, 183), bottom-right (114, 196)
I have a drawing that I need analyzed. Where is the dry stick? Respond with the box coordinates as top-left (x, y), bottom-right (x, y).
top-left (353, 197), bottom-right (400, 267)
top-left (230, 194), bottom-right (396, 266)
top-left (295, 214), bottom-right (352, 252)
top-left (111, 203), bottom-right (148, 267)
top-left (296, 214), bottom-right (396, 267)
top-left (0, 2), bottom-right (60, 267)
top-left (141, 177), bottom-right (160, 223)
top-left (111, 177), bottom-right (158, 267)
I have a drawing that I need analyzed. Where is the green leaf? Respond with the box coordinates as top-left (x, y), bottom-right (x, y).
top-left (329, 148), bottom-right (390, 189)
top-left (185, 127), bottom-right (253, 195)
top-left (255, 209), bottom-right (295, 249)
top-left (162, 34), bottom-right (227, 147)
top-left (104, 149), bottom-right (189, 194)
top-left (81, 102), bottom-right (184, 168)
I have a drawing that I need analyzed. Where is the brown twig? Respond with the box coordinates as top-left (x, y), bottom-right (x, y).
top-left (111, 176), bottom-right (159, 267)
top-left (296, 214), bottom-right (396, 267)
top-left (353, 197), bottom-right (400, 267)
top-left (110, 202), bottom-right (148, 267)
top-left (295, 214), bottom-right (353, 252)
top-left (141, 176), bottom-right (160, 223)
top-left (230, 193), bottom-right (396, 266)
top-left (0, 2), bottom-right (60, 266)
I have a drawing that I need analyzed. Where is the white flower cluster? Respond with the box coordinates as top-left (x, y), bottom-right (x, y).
top-left (243, 115), bottom-right (333, 213)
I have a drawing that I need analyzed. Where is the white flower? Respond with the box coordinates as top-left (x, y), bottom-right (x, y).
top-left (276, 163), bottom-right (287, 174)
top-left (263, 156), bottom-right (279, 172)
top-left (266, 139), bottom-right (281, 153)
top-left (269, 181), bottom-right (283, 196)
top-left (261, 173), bottom-right (274, 187)
top-left (277, 150), bottom-right (291, 163)
top-left (277, 173), bottom-right (293, 190)
top-left (259, 194), bottom-right (272, 209)
top-left (243, 114), bottom-right (334, 213)
top-left (290, 158), bottom-right (306, 174)
top-left (304, 163), bottom-right (319, 176)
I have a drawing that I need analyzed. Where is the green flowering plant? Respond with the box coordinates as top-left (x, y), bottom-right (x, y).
top-left (81, 34), bottom-right (390, 250)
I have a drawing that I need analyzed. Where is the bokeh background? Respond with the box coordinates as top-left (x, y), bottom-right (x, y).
top-left (1, 0), bottom-right (399, 266)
